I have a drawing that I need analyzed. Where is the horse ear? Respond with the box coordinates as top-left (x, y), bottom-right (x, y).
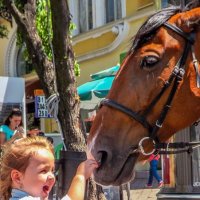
top-left (170, 7), bottom-right (200, 33)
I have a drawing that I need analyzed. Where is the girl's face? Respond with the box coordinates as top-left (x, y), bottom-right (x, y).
top-left (9, 115), bottom-right (22, 129)
top-left (20, 148), bottom-right (55, 198)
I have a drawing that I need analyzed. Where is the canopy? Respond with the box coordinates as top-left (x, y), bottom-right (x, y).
top-left (90, 65), bottom-right (120, 80)
top-left (78, 65), bottom-right (119, 101)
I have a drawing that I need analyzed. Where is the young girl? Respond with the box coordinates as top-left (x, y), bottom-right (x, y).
top-left (0, 136), bottom-right (98, 200)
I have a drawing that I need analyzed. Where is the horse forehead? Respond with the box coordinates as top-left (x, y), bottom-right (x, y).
top-left (143, 28), bottom-right (171, 48)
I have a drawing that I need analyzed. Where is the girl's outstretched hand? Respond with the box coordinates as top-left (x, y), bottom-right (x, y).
top-left (76, 159), bottom-right (98, 180)
top-left (67, 159), bottom-right (98, 200)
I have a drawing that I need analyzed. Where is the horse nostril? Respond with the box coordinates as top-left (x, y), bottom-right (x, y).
top-left (98, 151), bottom-right (108, 167)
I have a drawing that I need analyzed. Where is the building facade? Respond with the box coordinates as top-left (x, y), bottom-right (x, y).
top-left (0, 0), bottom-right (164, 132)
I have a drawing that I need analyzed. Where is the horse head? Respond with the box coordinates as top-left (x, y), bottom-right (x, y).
top-left (88, 5), bottom-right (200, 186)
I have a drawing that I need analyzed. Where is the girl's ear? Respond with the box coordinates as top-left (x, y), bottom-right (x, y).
top-left (11, 169), bottom-right (23, 186)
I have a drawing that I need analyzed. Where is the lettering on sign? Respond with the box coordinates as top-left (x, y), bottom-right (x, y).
top-left (35, 96), bottom-right (51, 118)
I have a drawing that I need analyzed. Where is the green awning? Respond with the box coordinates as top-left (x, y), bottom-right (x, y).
top-left (78, 65), bottom-right (119, 101)
top-left (90, 65), bottom-right (120, 80)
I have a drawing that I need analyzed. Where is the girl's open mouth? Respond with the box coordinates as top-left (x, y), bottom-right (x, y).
top-left (43, 185), bottom-right (50, 195)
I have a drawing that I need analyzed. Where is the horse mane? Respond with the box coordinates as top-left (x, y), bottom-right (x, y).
top-left (130, 1), bottom-right (200, 52)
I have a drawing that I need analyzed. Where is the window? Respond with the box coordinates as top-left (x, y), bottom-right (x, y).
top-left (78, 0), bottom-right (93, 33)
top-left (161, 0), bottom-right (190, 8)
top-left (16, 46), bottom-right (33, 77)
top-left (69, 0), bottom-right (124, 35)
top-left (105, 0), bottom-right (122, 23)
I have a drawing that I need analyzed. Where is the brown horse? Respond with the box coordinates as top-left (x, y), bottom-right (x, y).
top-left (88, 3), bottom-right (200, 186)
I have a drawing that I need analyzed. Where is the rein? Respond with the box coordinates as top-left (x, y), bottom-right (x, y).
top-left (100, 22), bottom-right (200, 156)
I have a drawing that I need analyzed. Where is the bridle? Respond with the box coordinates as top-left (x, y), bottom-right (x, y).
top-left (100, 22), bottom-right (200, 156)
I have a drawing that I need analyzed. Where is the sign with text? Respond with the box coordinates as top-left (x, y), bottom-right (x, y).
top-left (35, 95), bottom-right (52, 118)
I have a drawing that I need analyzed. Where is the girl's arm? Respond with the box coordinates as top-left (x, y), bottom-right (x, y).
top-left (67, 159), bottom-right (98, 200)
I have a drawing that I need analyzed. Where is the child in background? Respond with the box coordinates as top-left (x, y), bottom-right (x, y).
top-left (146, 153), bottom-right (163, 188)
top-left (0, 136), bottom-right (98, 200)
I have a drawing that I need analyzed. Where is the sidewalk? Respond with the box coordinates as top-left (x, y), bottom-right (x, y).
top-left (103, 170), bottom-right (161, 200)
top-left (123, 170), bottom-right (161, 200)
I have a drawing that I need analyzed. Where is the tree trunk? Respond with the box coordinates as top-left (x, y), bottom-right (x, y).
top-left (87, 178), bottom-right (107, 200)
top-left (50, 0), bottom-right (85, 150)
top-left (3, 0), bottom-right (105, 199)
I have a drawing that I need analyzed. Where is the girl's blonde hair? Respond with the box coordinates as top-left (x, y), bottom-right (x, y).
top-left (0, 136), bottom-right (54, 200)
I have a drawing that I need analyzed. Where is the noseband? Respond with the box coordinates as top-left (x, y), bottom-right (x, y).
top-left (100, 22), bottom-right (200, 155)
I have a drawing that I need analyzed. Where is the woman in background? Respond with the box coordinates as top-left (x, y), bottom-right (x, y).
top-left (0, 108), bottom-right (23, 141)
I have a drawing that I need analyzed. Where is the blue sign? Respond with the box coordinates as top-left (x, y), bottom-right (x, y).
top-left (35, 96), bottom-right (52, 118)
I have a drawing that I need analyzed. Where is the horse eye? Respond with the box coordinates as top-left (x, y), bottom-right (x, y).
top-left (140, 56), bottom-right (159, 70)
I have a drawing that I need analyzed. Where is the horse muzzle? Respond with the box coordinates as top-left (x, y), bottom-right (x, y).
top-left (92, 147), bottom-right (139, 186)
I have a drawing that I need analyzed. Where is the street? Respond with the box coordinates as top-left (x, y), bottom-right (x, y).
top-left (123, 188), bottom-right (159, 200)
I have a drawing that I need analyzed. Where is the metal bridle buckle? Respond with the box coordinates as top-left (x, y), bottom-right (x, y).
top-left (138, 137), bottom-right (156, 156)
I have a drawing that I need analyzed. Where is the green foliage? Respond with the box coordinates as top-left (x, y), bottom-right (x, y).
top-left (13, 0), bottom-right (26, 12)
top-left (36, 0), bottom-right (52, 59)
top-left (15, 0), bottom-right (52, 61)
top-left (0, 0), bottom-right (3, 7)
top-left (74, 60), bottom-right (80, 77)
top-left (0, 24), bottom-right (8, 38)
top-left (0, 0), bottom-right (80, 76)
top-left (69, 22), bottom-right (76, 36)
top-left (0, 0), bottom-right (9, 38)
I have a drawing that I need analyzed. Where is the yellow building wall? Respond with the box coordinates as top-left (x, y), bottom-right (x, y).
top-left (0, 0), bottom-right (158, 136)
top-left (74, 31), bottom-right (116, 56)
top-left (77, 49), bottom-right (123, 85)
top-left (0, 20), bottom-right (14, 76)
top-left (76, 2), bottom-right (156, 85)
top-left (126, 0), bottom-right (154, 17)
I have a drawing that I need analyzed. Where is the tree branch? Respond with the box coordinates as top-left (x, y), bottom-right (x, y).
top-left (3, 0), bottom-right (56, 96)
top-left (50, 0), bottom-right (85, 150)
top-left (50, 0), bottom-right (75, 87)
top-left (3, 0), bottom-right (25, 23)
top-left (24, 0), bottom-right (36, 23)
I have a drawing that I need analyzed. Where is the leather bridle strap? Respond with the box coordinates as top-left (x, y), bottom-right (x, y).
top-left (164, 22), bottom-right (195, 44)
top-left (100, 22), bottom-right (196, 155)
top-left (143, 23), bottom-right (195, 117)
top-left (148, 23), bottom-right (194, 140)
top-left (154, 141), bottom-right (200, 154)
top-left (100, 99), bottom-right (153, 132)
top-left (149, 34), bottom-right (193, 142)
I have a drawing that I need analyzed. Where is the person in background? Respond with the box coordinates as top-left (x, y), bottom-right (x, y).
top-left (27, 126), bottom-right (40, 137)
top-left (0, 132), bottom-right (6, 145)
top-left (47, 136), bottom-right (54, 144)
top-left (27, 126), bottom-right (45, 137)
top-left (38, 131), bottom-right (45, 137)
top-left (146, 153), bottom-right (163, 188)
top-left (0, 132), bottom-right (6, 156)
top-left (0, 136), bottom-right (98, 200)
top-left (55, 143), bottom-right (63, 160)
top-left (0, 108), bottom-right (23, 141)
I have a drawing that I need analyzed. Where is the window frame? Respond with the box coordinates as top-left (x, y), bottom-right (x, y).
top-left (161, 0), bottom-right (189, 9)
top-left (78, 0), bottom-right (93, 33)
top-left (68, 0), bottom-right (125, 36)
